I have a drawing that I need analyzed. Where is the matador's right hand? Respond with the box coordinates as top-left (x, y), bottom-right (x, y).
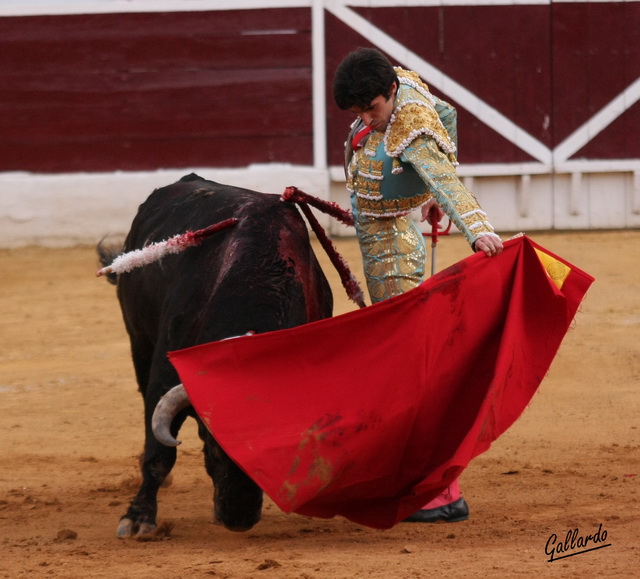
top-left (474, 236), bottom-right (504, 257)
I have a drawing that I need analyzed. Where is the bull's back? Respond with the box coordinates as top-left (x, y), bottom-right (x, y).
top-left (124, 174), bottom-right (272, 250)
top-left (118, 174), bottom-right (332, 350)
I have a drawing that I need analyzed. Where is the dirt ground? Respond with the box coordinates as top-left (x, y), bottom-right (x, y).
top-left (1, 230), bottom-right (638, 578)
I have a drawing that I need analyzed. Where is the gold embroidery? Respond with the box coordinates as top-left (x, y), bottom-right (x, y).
top-left (364, 131), bottom-right (383, 158)
top-left (402, 138), bottom-right (496, 245)
top-left (369, 160), bottom-right (384, 179)
top-left (546, 261), bottom-right (568, 280)
top-left (395, 68), bottom-right (431, 94)
top-left (356, 192), bottom-right (432, 217)
top-left (358, 158), bottom-right (384, 181)
top-left (354, 213), bottom-right (426, 303)
top-left (355, 174), bottom-right (382, 195)
top-left (385, 92), bottom-right (457, 164)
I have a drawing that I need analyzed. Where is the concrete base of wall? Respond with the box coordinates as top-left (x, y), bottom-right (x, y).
top-left (1, 164), bottom-right (638, 248)
top-left (0, 165), bottom-right (331, 248)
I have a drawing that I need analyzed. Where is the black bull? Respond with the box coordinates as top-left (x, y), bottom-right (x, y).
top-left (98, 174), bottom-right (333, 537)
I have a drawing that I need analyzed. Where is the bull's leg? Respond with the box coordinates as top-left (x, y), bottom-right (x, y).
top-left (198, 423), bottom-right (264, 532)
top-left (116, 400), bottom-right (188, 538)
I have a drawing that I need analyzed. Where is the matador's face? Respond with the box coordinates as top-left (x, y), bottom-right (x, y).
top-left (350, 82), bottom-right (397, 133)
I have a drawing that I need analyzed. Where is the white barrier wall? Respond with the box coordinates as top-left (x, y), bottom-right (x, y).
top-left (0, 166), bottom-right (330, 248)
top-left (2, 165), bottom-right (639, 248)
top-left (2, 162), bottom-right (638, 248)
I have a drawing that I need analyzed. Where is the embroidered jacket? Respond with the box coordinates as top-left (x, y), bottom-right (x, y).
top-left (346, 68), bottom-right (498, 247)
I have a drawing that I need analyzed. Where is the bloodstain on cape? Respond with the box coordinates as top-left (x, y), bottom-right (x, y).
top-left (168, 235), bottom-right (594, 529)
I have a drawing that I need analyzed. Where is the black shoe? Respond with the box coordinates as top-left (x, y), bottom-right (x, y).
top-left (402, 497), bottom-right (469, 523)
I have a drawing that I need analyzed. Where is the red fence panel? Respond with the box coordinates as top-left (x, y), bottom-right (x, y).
top-left (0, 9), bottom-right (313, 172)
top-left (552, 1), bottom-right (640, 159)
top-left (0, 3), bottom-right (637, 174)
top-left (326, 2), bottom-right (639, 167)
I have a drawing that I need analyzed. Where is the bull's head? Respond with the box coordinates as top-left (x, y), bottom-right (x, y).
top-left (151, 384), bottom-right (263, 532)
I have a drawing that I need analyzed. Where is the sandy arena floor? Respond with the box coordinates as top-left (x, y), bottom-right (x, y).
top-left (1, 230), bottom-right (638, 578)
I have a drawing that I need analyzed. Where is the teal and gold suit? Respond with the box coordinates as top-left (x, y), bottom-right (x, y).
top-left (346, 68), bottom-right (500, 303)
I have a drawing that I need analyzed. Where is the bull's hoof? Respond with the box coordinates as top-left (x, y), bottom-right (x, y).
top-left (217, 521), bottom-right (256, 533)
top-left (116, 517), bottom-right (157, 538)
top-left (213, 509), bottom-right (260, 532)
top-left (228, 525), bottom-right (256, 533)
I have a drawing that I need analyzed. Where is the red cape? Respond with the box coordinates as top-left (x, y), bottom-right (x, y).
top-left (168, 235), bottom-right (594, 529)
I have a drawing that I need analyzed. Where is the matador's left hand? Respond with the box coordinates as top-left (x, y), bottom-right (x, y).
top-left (420, 198), bottom-right (444, 224)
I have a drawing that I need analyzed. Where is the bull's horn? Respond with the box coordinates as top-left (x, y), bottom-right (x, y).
top-left (152, 384), bottom-right (191, 447)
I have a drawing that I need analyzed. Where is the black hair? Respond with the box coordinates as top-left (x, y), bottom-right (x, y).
top-left (333, 47), bottom-right (398, 110)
